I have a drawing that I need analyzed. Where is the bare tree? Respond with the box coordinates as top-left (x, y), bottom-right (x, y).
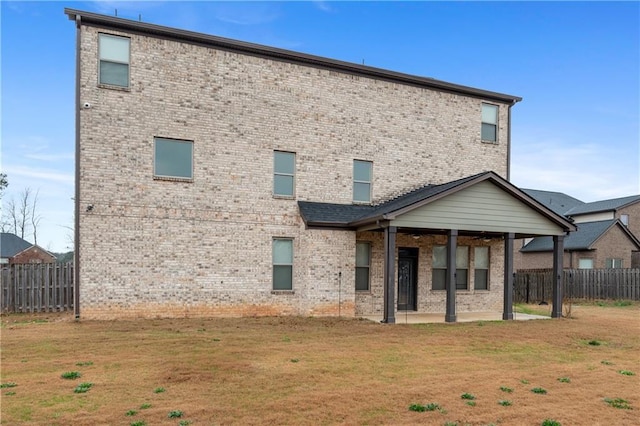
top-left (31, 189), bottom-right (42, 245)
top-left (1, 187), bottom-right (42, 243)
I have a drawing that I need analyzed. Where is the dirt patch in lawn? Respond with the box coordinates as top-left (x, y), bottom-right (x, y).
top-left (1, 303), bottom-right (639, 425)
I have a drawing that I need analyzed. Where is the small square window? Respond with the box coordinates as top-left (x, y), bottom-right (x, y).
top-left (274, 151), bottom-right (295, 197)
top-left (99, 34), bottom-right (130, 88)
top-left (273, 239), bottom-right (293, 290)
top-left (356, 242), bottom-right (371, 291)
top-left (481, 103), bottom-right (498, 142)
top-left (154, 138), bottom-right (193, 180)
top-left (353, 160), bottom-right (372, 203)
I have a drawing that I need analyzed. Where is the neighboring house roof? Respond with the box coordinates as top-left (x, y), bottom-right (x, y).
top-left (64, 8), bottom-right (521, 105)
top-left (520, 219), bottom-right (640, 252)
top-left (565, 195), bottom-right (640, 216)
top-left (1, 233), bottom-right (33, 258)
top-left (299, 171), bottom-right (576, 234)
top-left (522, 189), bottom-right (584, 216)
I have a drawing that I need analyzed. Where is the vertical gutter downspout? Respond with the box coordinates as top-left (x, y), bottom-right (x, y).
top-left (506, 100), bottom-right (514, 181)
top-left (74, 14), bottom-right (81, 320)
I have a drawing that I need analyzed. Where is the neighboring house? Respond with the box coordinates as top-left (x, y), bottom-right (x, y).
top-left (515, 192), bottom-right (640, 269)
top-left (65, 9), bottom-right (575, 322)
top-left (0, 233), bottom-right (56, 265)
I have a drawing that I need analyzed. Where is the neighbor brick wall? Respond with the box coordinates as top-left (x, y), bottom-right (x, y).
top-left (77, 24), bottom-right (512, 319)
top-left (10, 246), bottom-right (55, 265)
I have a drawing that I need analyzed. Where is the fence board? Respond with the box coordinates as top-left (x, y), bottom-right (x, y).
top-left (1, 263), bottom-right (74, 313)
top-left (515, 268), bottom-right (640, 302)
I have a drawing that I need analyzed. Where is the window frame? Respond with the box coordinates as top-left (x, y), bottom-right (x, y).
top-left (606, 258), bottom-right (623, 269)
top-left (355, 242), bottom-right (371, 292)
top-left (620, 214), bottom-right (629, 227)
top-left (98, 33), bottom-right (131, 89)
top-left (353, 160), bottom-right (373, 204)
top-left (153, 137), bottom-right (194, 181)
top-left (273, 151), bottom-right (296, 198)
top-left (272, 238), bottom-right (294, 291)
top-left (481, 103), bottom-right (498, 143)
top-left (473, 246), bottom-right (490, 290)
top-left (578, 258), bottom-right (594, 269)
top-left (431, 245), bottom-right (470, 291)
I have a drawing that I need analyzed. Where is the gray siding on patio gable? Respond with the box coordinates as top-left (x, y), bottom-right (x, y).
top-left (391, 180), bottom-right (567, 235)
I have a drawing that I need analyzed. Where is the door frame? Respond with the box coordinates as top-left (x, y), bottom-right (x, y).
top-left (397, 247), bottom-right (418, 311)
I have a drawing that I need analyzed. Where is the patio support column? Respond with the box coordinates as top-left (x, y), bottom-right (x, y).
top-left (383, 226), bottom-right (397, 324)
top-left (445, 229), bottom-right (458, 323)
top-left (551, 235), bottom-right (564, 318)
top-left (503, 233), bottom-right (515, 320)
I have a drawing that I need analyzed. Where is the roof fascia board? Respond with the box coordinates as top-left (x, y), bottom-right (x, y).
top-left (64, 8), bottom-right (521, 104)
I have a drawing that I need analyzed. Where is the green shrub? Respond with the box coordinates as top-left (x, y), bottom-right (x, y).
top-left (618, 370), bottom-right (635, 376)
top-left (499, 386), bottom-right (513, 393)
top-left (74, 382), bottom-right (93, 393)
top-left (461, 393), bottom-right (476, 400)
top-left (531, 387), bottom-right (547, 394)
top-left (541, 420), bottom-right (561, 426)
top-left (168, 410), bottom-right (184, 418)
top-left (0, 382), bottom-right (17, 388)
top-left (61, 371), bottom-right (81, 380)
top-left (604, 397), bottom-right (632, 409)
top-left (125, 410), bottom-right (137, 416)
top-left (498, 400), bottom-right (512, 406)
top-left (153, 387), bottom-right (165, 393)
top-left (557, 377), bottom-right (570, 383)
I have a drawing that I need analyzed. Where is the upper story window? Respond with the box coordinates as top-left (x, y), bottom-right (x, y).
top-left (353, 160), bottom-right (372, 203)
top-left (154, 137), bottom-right (193, 180)
top-left (481, 103), bottom-right (498, 143)
top-left (99, 33), bottom-right (130, 88)
top-left (620, 214), bottom-right (629, 227)
top-left (274, 151), bottom-right (295, 197)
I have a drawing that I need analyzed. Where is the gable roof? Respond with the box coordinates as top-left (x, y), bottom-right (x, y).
top-left (520, 219), bottom-right (640, 252)
top-left (64, 9), bottom-right (521, 105)
top-left (299, 171), bottom-right (576, 234)
top-left (1, 233), bottom-right (33, 258)
top-left (565, 195), bottom-right (640, 216)
top-left (522, 189), bottom-right (584, 216)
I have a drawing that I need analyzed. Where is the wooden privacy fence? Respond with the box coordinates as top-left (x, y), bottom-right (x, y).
top-left (515, 268), bottom-right (640, 303)
top-left (1, 263), bottom-right (74, 313)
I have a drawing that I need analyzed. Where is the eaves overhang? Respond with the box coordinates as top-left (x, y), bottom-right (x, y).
top-left (64, 8), bottom-right (522, 104)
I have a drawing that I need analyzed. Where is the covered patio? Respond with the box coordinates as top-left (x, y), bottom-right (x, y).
top-left (359, 310), bottom-right (550, 324)
top-left (299, 172), bottom-right (576, 323)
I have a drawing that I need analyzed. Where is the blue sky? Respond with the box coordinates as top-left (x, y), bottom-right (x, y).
top-left (1, 1), bottom-right (639, 252)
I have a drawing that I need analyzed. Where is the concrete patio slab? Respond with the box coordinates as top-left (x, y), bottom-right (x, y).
top-left (359, 311), bottom-right (550, 324)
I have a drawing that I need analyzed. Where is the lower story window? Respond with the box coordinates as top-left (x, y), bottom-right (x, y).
top-left (474, 246), bottom-right (489, 290)
top-left (272, 239), bottom-right (293, 290)
top-left (356, 242), bottom-right (371, 291)
top-left (578, 258), bottom-right (594, 269)
top-left (432, 245), bottom-right (469, 290)
top-left (606, 258), bottom-right (623, 269)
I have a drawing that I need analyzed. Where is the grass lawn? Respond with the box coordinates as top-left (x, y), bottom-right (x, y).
top-left (1, 303), bottom-right (639, 425)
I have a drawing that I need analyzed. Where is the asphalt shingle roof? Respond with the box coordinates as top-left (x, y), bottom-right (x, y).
top-left (522, 189), bottom-right (584, 216)
top-left (1, 233), bottom-right (33, 258)
top-left (565, 195), bottom-right (640, 216)
top-left (520, 220), bottom-right (620, 252)
top-left (298, 172), bottom-right (488, 227)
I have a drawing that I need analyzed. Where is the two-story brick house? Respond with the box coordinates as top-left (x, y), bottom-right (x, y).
top-left (516, 193), bottom-right (640, 269)
top-left (66, 9), bottom-right (574, 322)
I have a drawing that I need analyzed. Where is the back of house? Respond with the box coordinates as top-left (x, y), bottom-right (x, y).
top-left (67, 9), bottom-right (575, 321)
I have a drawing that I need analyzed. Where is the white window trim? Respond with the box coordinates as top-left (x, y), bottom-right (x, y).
top-left (353, 160), bottom-right (372, 204)
top-left (273, 151), bottom-right (296, 198)
top-left (98, 33), bottom-right (131, 89)
top-left (272, 238), bottom-right (294, 292)
top-left (481, 103), bottom-right (498, 143)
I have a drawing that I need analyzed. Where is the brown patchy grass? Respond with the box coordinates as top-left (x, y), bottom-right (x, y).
top-left (1, 303), bottom-right (639, 425)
